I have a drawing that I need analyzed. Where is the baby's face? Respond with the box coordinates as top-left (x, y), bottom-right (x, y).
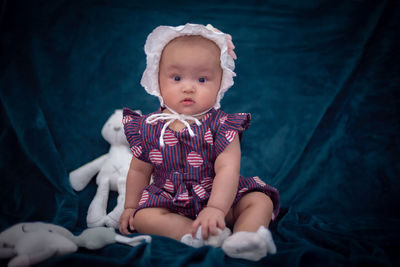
top-left (159, 36), bottom-right (222, 116)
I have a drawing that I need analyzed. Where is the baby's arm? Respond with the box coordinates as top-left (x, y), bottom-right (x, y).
top-left (192, 135), bottom-right (241, 239)
top-left (119, 156), bottom-right (153, 235)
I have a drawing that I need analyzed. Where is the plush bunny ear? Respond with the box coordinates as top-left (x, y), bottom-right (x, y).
top-left (140, 23), bottom-right (236, 110)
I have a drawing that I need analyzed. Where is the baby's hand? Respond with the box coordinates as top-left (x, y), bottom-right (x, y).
top-left (119, 207), bottom-right (136, 235)
top-left (192, 206), bottom-right (226, 240)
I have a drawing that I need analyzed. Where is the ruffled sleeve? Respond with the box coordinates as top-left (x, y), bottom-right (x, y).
top-left (214, 112), bottom-right (251, 156)
top-left (123, 108), bottom-right (149, 163)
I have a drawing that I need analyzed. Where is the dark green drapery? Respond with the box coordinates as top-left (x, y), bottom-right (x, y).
top-left (1, 0), bottom-right (399, 266)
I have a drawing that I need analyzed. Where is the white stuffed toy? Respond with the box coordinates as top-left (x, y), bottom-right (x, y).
top-left (0, 222), bottom-right (151, 267)
top-left (69, 109), bottom-right (135, 228)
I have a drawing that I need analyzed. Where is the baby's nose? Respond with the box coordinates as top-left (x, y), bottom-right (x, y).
top-left (183, 83), bottom-right (196, 92)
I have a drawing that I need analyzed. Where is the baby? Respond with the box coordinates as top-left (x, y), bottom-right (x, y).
top-left (119, 23), bottom-right (280, 261)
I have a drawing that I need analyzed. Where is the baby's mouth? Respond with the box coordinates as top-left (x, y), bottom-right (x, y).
top-left (182, 98), bottom-right (195, 106)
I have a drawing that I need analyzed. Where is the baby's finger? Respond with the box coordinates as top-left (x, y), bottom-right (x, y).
top-left (119, 221), bottom-right (128, 235)
top-left (129, 216), bottom-right (135, 233)
top-left (207, 220), bottom-right (216, 236)
top-left (217, 218), bottom-right (226, 230)
top-left (202, 223), bottom-right (210, 240)
top-left (191, 220), bottom-right (200, 237)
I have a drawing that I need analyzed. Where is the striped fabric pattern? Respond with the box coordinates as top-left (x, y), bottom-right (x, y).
top-left (123, 108), bottom-right (280, 219)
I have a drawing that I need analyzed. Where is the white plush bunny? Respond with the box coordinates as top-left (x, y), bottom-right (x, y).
top-left (0, 222), bottom-right (151, 267)
top-left (69, 109), bottom-right (135, 228)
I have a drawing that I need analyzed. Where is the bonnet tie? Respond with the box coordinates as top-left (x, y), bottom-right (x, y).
top-left (145, 106), bottom-right (211, 147)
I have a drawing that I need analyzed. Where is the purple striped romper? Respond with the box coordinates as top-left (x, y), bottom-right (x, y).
top-left (123, 108), bottom-right (280, 220)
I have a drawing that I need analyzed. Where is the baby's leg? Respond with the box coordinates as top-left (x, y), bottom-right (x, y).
top-left (222, 192), bottom-right (276, 261)
top-left (133, 207), bottom-right (230, 248)
top-left (133, 207), bottom-right (193, 240)
top-left (232, 191), bottom-right (274, 232)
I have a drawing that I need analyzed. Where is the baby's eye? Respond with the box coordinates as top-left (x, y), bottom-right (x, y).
top-left (173, 76), bottom-right (181, 81)
top-left (198, 77), bottom-right (206, 83)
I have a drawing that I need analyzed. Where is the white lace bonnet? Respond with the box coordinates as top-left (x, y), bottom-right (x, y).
top-left (140, 23), bottom-right (236, 110)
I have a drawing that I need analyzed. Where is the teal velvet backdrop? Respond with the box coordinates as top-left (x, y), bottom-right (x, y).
top-left (1, 0), bottom-right (399, 266)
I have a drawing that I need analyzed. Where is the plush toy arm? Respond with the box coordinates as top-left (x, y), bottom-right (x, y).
top-left (73, 227), bottom-right (117, 250)
top-left (69, 154), bottom-right (109, 191)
